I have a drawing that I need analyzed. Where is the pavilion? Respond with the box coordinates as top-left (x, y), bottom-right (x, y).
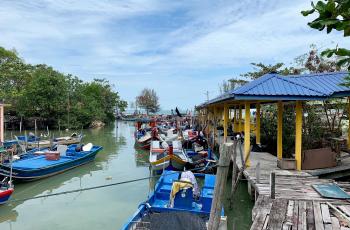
top-left (197, 71), bottom-right (350, 171)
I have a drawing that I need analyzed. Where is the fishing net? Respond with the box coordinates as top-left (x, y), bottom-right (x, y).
top-left (134, 211), bottom-right (207, 230)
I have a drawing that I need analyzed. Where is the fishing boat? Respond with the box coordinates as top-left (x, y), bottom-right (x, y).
top-left (0, 143), bottom-right (103, 181)
top-left (149, 141), bottom-right (189, 172)
top-left (122, 170), bottom-right (227, 230)
top-left (0, 148), bottom-right (15, 204)
top-left (183, 134), bottom-right (217, 173)
top-left (25, 133), bottom-right (83, 150)
top-left (0, 178), bottom-right (14, 204)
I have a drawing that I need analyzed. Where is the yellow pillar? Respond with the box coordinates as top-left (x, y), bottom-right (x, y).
top-left (244, 102), bottom-right (251, 167)
top-left (239, 105), bottom-right (243, 132)
top-left (255, 103), bottom-right (261, 145)
top-left (224, 104), bottom-right (228, 143)
top-left (277, 101), bottom-right (283, 160)
top-left (295, 101), bottom-right (303, 171)
top-left (348, 97), bottom-right (350, 149)
top-left (233, 107), bottom-right (237, 132)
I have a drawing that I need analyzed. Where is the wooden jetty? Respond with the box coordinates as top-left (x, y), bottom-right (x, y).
top-left (234, 150), bottom-right (350, 229)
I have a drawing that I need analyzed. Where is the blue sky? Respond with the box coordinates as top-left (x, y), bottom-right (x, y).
top-left (0, 0), bottom-right (349, 110)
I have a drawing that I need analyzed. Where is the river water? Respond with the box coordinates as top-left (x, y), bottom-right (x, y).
top-left (0, 121), bottom-right (253, 230)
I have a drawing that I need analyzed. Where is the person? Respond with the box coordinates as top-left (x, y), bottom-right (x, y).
top-left (180, 171), bottom-right (199, 197)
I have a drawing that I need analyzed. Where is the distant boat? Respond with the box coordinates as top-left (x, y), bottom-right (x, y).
top-left (122, 170), bottom-right (227, 230)
top-left (149, 141), bottom-right (189, 172)
top-left (25, 133), bottom-right (83, 150)
top-left (0, 143), bottom-right (103, 181)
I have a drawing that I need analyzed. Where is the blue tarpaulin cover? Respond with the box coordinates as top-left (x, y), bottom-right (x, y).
top-left (312, 183), bottom-right (350, 199)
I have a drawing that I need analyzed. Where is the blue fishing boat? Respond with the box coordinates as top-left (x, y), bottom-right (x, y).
top-left (122, 170), bottom-right (227, 230)
top-left (0, 143), bottom-right (102, 181)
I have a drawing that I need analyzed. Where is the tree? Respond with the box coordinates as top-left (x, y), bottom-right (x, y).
top-left (136, 88), bottom-right (160, 115)
top-left (302, 1), bottom-right (350, 75)
top-left (116, 100), bottom-right (128, 112)
top-left (219, 78), bottom-right (248, 94)
top-left (0, 46), bottom-right (127, 129)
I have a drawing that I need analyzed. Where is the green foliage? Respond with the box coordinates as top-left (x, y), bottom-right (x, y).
top-left (241, 63), bottom-right (285, 79)
top-left (0, 46), bottom-right (126, 129)
top-left (136, 88), bottom-right (160, 115)
top-left (302, 1), bottom-right (350, 73)
top-left (219, 78), bottom-right (248, 94)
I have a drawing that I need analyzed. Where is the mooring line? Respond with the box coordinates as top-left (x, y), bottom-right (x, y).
top-left (8, 163), bottom-right (219, 203)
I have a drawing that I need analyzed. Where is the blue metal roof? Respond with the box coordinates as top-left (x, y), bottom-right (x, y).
top-left (202, 71), bottom-right (350, 106)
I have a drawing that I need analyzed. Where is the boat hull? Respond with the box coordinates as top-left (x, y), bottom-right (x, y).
top-left (0, 188), bottom-right (14, 204)
top-left (0, 147), bottom-right (102, 182)
top-left (150, 155), bottom-right (187, 171)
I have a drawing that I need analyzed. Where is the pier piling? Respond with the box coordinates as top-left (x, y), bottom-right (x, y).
top-left (208, 143), bottom-right (232, 230)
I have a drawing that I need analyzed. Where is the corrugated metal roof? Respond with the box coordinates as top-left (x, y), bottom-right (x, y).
top-left (202, 71), bottom-right (350, 106)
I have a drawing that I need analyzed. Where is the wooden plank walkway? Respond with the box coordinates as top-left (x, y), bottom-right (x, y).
top-left (251, 196), bottom-right (350, 230)
top-left (232, 149), bottom-right (350, 229)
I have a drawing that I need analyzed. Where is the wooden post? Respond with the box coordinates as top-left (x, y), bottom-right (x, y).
top-left (230, 139), bottom-right (238, 208)
top-left (270, 172), bottom-right (275, 199)
top-left (295, 101), bottom-right (303, 171)
top-left (277, 101), bottom-right (283, 160)
top-left (224, 104), bottom-right (228, 143)
top-left (256, 162), bottom-right (260, 184)
top-left (244, 102), bottom-right (251, 167)
top-left (255, 103), bottom-right (261, 145)
top-left (0, 104), bottom-right (3, 144)
top-left (208, 143), bottom-right (233, 230)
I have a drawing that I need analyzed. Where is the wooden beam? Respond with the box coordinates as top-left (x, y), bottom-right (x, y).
top-left (277, 101), bottom-right (283, 160)
top-left (245, 101), bottom-right (251, 167)
top-left (256, 103), bottom-right (261, 145)
top-left (295, 101), bottom-right (303, 171)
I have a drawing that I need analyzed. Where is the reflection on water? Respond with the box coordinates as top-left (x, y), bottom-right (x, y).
top-left (0, 121), bottom-right (252, 230)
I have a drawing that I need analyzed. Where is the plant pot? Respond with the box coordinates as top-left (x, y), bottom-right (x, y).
top-left (277, 158), bottom-right (296, 170)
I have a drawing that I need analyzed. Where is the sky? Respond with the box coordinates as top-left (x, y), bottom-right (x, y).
top-left (0, 0), bottom-right (349, 110)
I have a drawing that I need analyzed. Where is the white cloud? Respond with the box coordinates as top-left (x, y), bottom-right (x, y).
top-left (0, 0), bottom-right (349, 109)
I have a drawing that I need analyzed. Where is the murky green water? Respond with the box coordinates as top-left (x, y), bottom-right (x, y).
top-left (0, 121), bottom-right (252, 230)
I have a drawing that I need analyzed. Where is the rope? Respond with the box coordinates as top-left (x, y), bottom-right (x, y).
top-left (7, 163), bottom-right (219, 204)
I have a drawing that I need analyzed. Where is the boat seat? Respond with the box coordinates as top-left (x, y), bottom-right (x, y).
top-left (57, 145), bottom-right (68, 156)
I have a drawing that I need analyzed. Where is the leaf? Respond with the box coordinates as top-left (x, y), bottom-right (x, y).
top-left (336, 58), bottom-right (350, 67)
top-left (336, 48), bottom-right (350, 56)
top-left (315, 1), bottom-right (327, 11)
top-left (344, 26), bottom-right (350, 36)
top-left (321, 49), bottom-right (336, 58)
top-left (301, 9), bottom-right (315, 16)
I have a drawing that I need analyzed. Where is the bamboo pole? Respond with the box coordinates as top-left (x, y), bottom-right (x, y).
top-left (208, 143), bottom-right (233, 230)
